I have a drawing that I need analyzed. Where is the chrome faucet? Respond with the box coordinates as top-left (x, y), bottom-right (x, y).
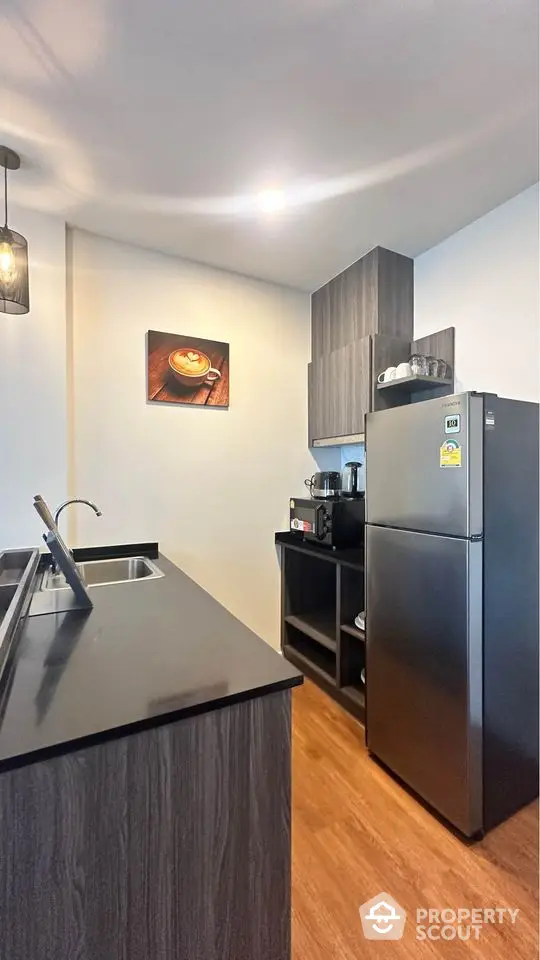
top-left (50, 499), bottom-right (102, 574)
top-left (54, 498), bottom-right (102, 529)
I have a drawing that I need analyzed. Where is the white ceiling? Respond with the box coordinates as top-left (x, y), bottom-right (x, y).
top-left (1, 0), bottom-right (538, 290)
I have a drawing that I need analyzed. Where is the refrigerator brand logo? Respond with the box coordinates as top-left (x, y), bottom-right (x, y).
top-left (359, 893), bottom-right (406, 940)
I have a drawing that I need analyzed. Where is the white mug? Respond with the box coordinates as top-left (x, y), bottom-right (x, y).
top-left (377, 366), bottom-right (396, 383)
top-left (395, 361), bottom-right (412, 380)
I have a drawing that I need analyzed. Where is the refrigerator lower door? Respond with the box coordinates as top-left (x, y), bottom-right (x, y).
top-left (366, 525), bottom-right (483, 836)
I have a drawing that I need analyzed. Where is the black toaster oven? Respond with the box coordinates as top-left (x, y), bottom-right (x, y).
top-left (289, 496), bottom-right (365, 549)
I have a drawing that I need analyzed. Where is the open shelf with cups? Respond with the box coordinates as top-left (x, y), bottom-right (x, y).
top-left (372, 327), bottom-right (455, 412)
top-left (277, 532), bottom-right (366, 723)
top-left (377, 374), bottom-right (453, 394)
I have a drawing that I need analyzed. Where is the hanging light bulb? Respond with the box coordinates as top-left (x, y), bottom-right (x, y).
top-left (0, 147), bottom-right (29, 315)
top-left (0, 241), bottom-right (16, 281)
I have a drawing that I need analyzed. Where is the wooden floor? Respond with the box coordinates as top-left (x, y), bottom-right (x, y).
top-left (292, 681), bottom-right (538, 959)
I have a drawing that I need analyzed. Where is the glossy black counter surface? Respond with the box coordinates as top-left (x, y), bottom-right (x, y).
top-left (0, 550), bottom-right (302, 771)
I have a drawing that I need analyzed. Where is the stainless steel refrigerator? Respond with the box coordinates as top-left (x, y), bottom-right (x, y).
top-left (365, 392), bottom-right (539, 837)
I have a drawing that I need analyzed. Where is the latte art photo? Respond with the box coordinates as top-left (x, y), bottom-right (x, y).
top-left (147, 330), bottom-right (230, 408)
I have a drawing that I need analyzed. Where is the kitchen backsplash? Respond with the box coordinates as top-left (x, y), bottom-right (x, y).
top-left (311, 443), bottom-right (365, 489)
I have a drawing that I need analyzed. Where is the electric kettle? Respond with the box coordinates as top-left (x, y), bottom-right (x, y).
top-left (304, 471), bottom-right (341, 500)
top-left (341, 461), bottom-right (363, 499)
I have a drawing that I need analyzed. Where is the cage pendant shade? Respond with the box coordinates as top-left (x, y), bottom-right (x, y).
top-left (0, 147), bottom-right (29, 315)
top-left (0, 226), bottom-right (29, 314)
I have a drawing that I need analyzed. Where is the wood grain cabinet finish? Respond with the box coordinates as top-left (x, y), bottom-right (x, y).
top-left (308, 356), bottom-right (333, 442)
top-left (308, 338), bottom-right (371, 443)
top-left (412, 327), bottom-right (455, 372)
top-left (0, 691), bottom-right (292, 960)
top-left (308, 247), bottom-right (454, 442)
top-left (309, 246), bottom-right (414, 442)
top-left (311, 246), bottom-right (413, 360)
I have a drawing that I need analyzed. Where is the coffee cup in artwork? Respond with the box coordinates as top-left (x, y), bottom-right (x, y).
top-left (377, 366), bottom-right (396, 383)
top-left (169, 348), bottom-right (222, 387)
top-left (394, 361), bottom-right (412, 380)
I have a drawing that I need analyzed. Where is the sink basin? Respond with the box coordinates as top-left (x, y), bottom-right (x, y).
top-left (41, 556), bottom-right (163, 591)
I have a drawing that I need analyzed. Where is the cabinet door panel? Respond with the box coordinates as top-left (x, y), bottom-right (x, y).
top-left (340, 338), bottom-right (370, 435)
top-left (308, 360), bottom-right (324, 443)
top-left (308, 338), bottom-right (370, 442)
top-left (376, 247), bottom-right (414, 340)
top-left (310, 247), bottom-right (413, 360)
top-left (308, 356), bottom-right (336, 442)
top-left (311, 285), bottom-right (331, 359)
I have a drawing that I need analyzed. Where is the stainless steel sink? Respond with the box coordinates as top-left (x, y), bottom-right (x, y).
top-left (41, 556), bottom-right (163, 591)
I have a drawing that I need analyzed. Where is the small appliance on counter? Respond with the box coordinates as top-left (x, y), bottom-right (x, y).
top-left (341, 461), bottom-right (363, 499)
top-left (304, 471), bottom-right (341, 501)
top-left (289, 494), bottom-right (365, 549)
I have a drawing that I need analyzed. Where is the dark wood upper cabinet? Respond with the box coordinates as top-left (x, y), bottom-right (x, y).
top-left (308, 356), bottom-right (332, 443)
top-left (309, 246), bottom-right (414, 444)
top-left (311, 246), bottom-right (413, 360)
top-left (308, 245), bottom-right (454, 445)
top-left (308, 339), bottom-right (371, 444)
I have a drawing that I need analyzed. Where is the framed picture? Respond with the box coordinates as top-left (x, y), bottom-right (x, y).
top-left (147, 330), bottom-right (229, 407)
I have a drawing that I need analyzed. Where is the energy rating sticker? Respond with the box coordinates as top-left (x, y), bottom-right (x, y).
top-left (440, 439), bottom-right (462, 468)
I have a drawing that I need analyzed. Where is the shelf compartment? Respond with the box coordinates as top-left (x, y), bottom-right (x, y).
top-left (283, 548), bottom-right (336, 618)
top-left (284, 625), bottom-right (336, 685)
top-left (285, 612), bottom-right (336, 652)
top-left (338, 628), bottom-right (365, 692)
top-left (338, 562), bottom-right (364, 633)
top-left (340, 622), bottom-right (365, 642)
top-left (342, 684), bottom-right (365, 710)
top-left (376, 374), bottom-right (452, 393)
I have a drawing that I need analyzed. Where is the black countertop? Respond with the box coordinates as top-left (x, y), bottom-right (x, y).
top-left (0, 549), bottom-right (302, 771)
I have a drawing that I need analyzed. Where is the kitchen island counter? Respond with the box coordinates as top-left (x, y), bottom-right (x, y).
top-left (0, 546), bottom-right (301, 770)
top-left (0, 546), bottom-right (300, 960)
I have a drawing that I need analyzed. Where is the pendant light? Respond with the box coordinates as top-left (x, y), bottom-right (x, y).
top-left (0, 147), bottom-right (29, 315)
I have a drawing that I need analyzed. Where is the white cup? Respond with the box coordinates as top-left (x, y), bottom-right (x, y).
top-left (377, 366), bottom-right (396, 383)
top-left (395, 362), bottom-right (412, 380)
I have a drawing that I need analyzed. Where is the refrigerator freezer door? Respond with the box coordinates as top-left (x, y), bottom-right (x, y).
top-left (365, 525), bottom-right (483, 836)
top-left (365, 392), bottom-right (483, 537)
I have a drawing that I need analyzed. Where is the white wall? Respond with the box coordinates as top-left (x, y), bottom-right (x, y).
top-left (0, 206), bottom-right (67, 547)
top-left (70, 229), bottom-right (313, 648)
top-left (415, 184), bottom-right (539, 402)
top-left (3, 185), bottom-right (538, 639)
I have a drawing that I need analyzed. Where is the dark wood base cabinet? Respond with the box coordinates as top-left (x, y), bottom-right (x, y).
top-left (0, 691), bottom-right (292, 960)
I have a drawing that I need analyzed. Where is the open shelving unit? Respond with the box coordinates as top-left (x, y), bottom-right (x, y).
top-left (375, 371), bottom-right (455, 411)
top-left (276, 532), bottom-right (366, 723)
top-left (376, 374), bottom-right (453, 394)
